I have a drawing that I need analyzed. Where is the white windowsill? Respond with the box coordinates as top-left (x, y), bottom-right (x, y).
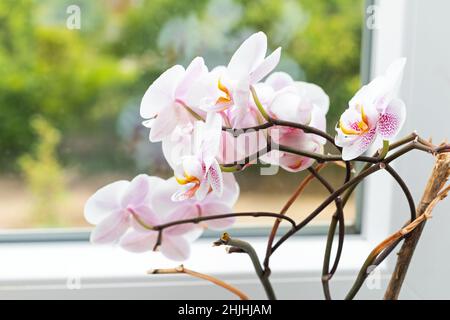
top-left (0, 235), bottom-right (390, 299)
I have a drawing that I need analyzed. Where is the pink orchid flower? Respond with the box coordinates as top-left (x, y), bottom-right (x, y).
top-left (140, 57), bottom-right (207, 142)
top-left (120, 205), bottom-right (202, 261)
top-left (84, 174), bottom-right (164, 244)
top-left (171, 112), bottom-right (224, 201)
top-left (119, 174), bottom-right (239, 261)
top-left (260, 74), bottom-right (329, 172)
top-left (335, 58), bottom-right (407, 161)
top-left (198, 32), bottom-right (281, 125)
top-left (159, 175), bottom-right (240, 230)
top-left (261, 129), bottom-right (324, 172)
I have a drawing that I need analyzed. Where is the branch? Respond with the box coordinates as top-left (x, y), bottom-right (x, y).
top-left (152, 212), bottom-right (296, 231)
top-left (385, 164), bottom-right (417, 221)
top-left (270, 163), bottom-right (383, 256)
top-left (262, 163), bottom-right (327, 275)
top-left (270, 139), bottom-right (450, 259)
top-left (148, 265), bottom-right (249, 300)
top-left (144, 212), bottom-right (297, 251)
top-left (384, 152), bottom-right (450, 299)
top-left (345, 184), bottom-right (449, 300)
top-left (215, 233), bottom-right (276, 300)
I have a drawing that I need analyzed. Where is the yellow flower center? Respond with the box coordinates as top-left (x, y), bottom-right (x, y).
top-left (175, 172), bottom-right (200, 185)
top-left (216, 79), bottom-right (232, 106)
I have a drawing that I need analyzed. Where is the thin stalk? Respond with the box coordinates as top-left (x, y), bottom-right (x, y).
top-left (271, 164), bottom-right (383, 256)
top-left (307, 167), bottom-right (345, 300)
top-left (385, 164), bottom-right (417, 221)
top-left (250, 85), bottom-right (270, 121)
top-left (152, 212), bottom-right (297, 231)
top-left (149, 265), bottom-right (249, 300)
top-left (216, 233), bottom-right (276, 300)
top-left (263, 163), bottom-right (327, 274)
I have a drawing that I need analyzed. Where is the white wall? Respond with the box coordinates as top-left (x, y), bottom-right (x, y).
top-left (378, 0), bottom-right (450, 299)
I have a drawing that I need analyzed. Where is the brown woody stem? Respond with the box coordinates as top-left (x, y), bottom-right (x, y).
top-left (149, 265), bottom-right (249, 300)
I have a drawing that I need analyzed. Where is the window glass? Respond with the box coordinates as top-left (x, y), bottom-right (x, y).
top-left (0, 0), bottom-right (364, 231)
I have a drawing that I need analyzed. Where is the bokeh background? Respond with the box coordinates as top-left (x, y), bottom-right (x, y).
top-left (0, 0), bottom-right (363, 229)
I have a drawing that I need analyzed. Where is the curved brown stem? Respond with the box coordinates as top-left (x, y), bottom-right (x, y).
top-left (262, 163), bottom-right (327, 274)
top-left (149, 265), bottom-right (249, 300)
top-left (215, 233), bottom-right (276, 300)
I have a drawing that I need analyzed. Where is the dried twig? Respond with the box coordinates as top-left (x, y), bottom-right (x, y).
top-left (148, 265), bottom-right (249, 300)
top-left (345, 184), bottom-right (449, 300)
top-left (215, 233), bottom-right (276, 300)
top-left (384, 152), bottom-right (450, 299)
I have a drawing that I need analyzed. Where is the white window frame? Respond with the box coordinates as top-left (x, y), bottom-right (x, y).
top-left (2, 0), bottom-right (447, 300)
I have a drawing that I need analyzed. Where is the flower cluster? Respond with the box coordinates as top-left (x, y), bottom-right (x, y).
top-left (84, 31), bottom-right (407, 261)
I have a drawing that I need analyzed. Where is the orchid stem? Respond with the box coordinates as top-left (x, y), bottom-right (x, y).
top-left (216, 233), bottom-right (276, 300)
top-left (378, 140), bottom-right (390, 160)
top-left (149, 265), bottom-right (249, 300)
top-left (250, 85), bottom-right (270, 121)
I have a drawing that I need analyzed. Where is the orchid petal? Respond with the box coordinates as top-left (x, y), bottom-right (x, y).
top-left (162, 124), bottom-right (194, 170)
top-left (269, 91), bottom-right (309, 123)
top-left (250, 83), bottom-right (275, 107)
top-left (293, 81), bottom-right (330, 114)
top-left (250, 47), bottom-right (281, 83)
top-left (185, 72), bottom-right (221, 111)
top-left (130, 205), bottom-right (161, 232)
top-left (182, 156), bottom-right (204, 180)
top-left (201, 112), bottom-right (223, 165)
top-left (160, 235), bottom-right (191, 261)
top-left (84, 180), bottom-right (128, 225)
top-left (171, 182), bottom-right (197, 202)
top-left (120, 174), bottom-right (151, 208)
top-left (165, 205), bottom-right (201, 236)
top-left (149, 177), bottom-right (185, 216)
top-left (341, 128), bottom-right (377, 161)
top-left (384, 57), bottom-right (406, 96)
top-left (195, 179), bottom-right (210, 201)
top-left (140, 65), bottom-right (185, 119)
top-left (200, 201), bottom-right (235, 230)
top-left (227, 32), bottom-right (267, 79)
top-left (119, 230), bottom-right (158, 253)
top-left (223, 173), bottom-right (240, 204)
top-left (176, 57), bottom-right (207, 98)
top-left (279, 131), bottom-right (322, 172)
top-left (377, 98), bottom-right (406, 139)
top-left (309, 106), bottom-right (327, 145)
top-left (149, 104), bottom-right (178, 142)
top-left (207, 160), bottom-right (223, 197)
top-left (232, 77), bottom-right (250, 109)
top-left (90, 210), bottom-right (129, 244)
top-left (265, 72), bottom-right (294, 91)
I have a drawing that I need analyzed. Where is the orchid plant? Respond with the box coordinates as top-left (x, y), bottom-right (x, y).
top-left (85, 32), bottom-right (450, 300)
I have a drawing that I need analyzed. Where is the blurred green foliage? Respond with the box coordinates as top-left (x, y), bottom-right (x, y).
top-left (0, 0), bottom-right (135, 170)
top-left (19, 116), bottom-right (65, 226)
top-left (1, 0), bottom-right (364, 173)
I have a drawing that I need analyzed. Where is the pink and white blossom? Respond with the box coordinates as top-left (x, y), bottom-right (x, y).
top-left (140, 57), bottom-right (208, 142)
top-left (335, 58), bottom-right (407, 160)
top-left (260, 74), bottom-right (329, 172)
top-left (196, 32), bottom-right (281, 126)
top-left (171, 112), bottom-right (224, 201)
top-left (84, 174), bottom-right (164, 244)
top-left (85, 172), bottom-right (240, 261)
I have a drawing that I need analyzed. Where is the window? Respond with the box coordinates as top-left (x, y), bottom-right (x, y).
top-left (0, 0), bottom-right (366, 238)
top-left (2, 0), bottom-right (448, 300)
